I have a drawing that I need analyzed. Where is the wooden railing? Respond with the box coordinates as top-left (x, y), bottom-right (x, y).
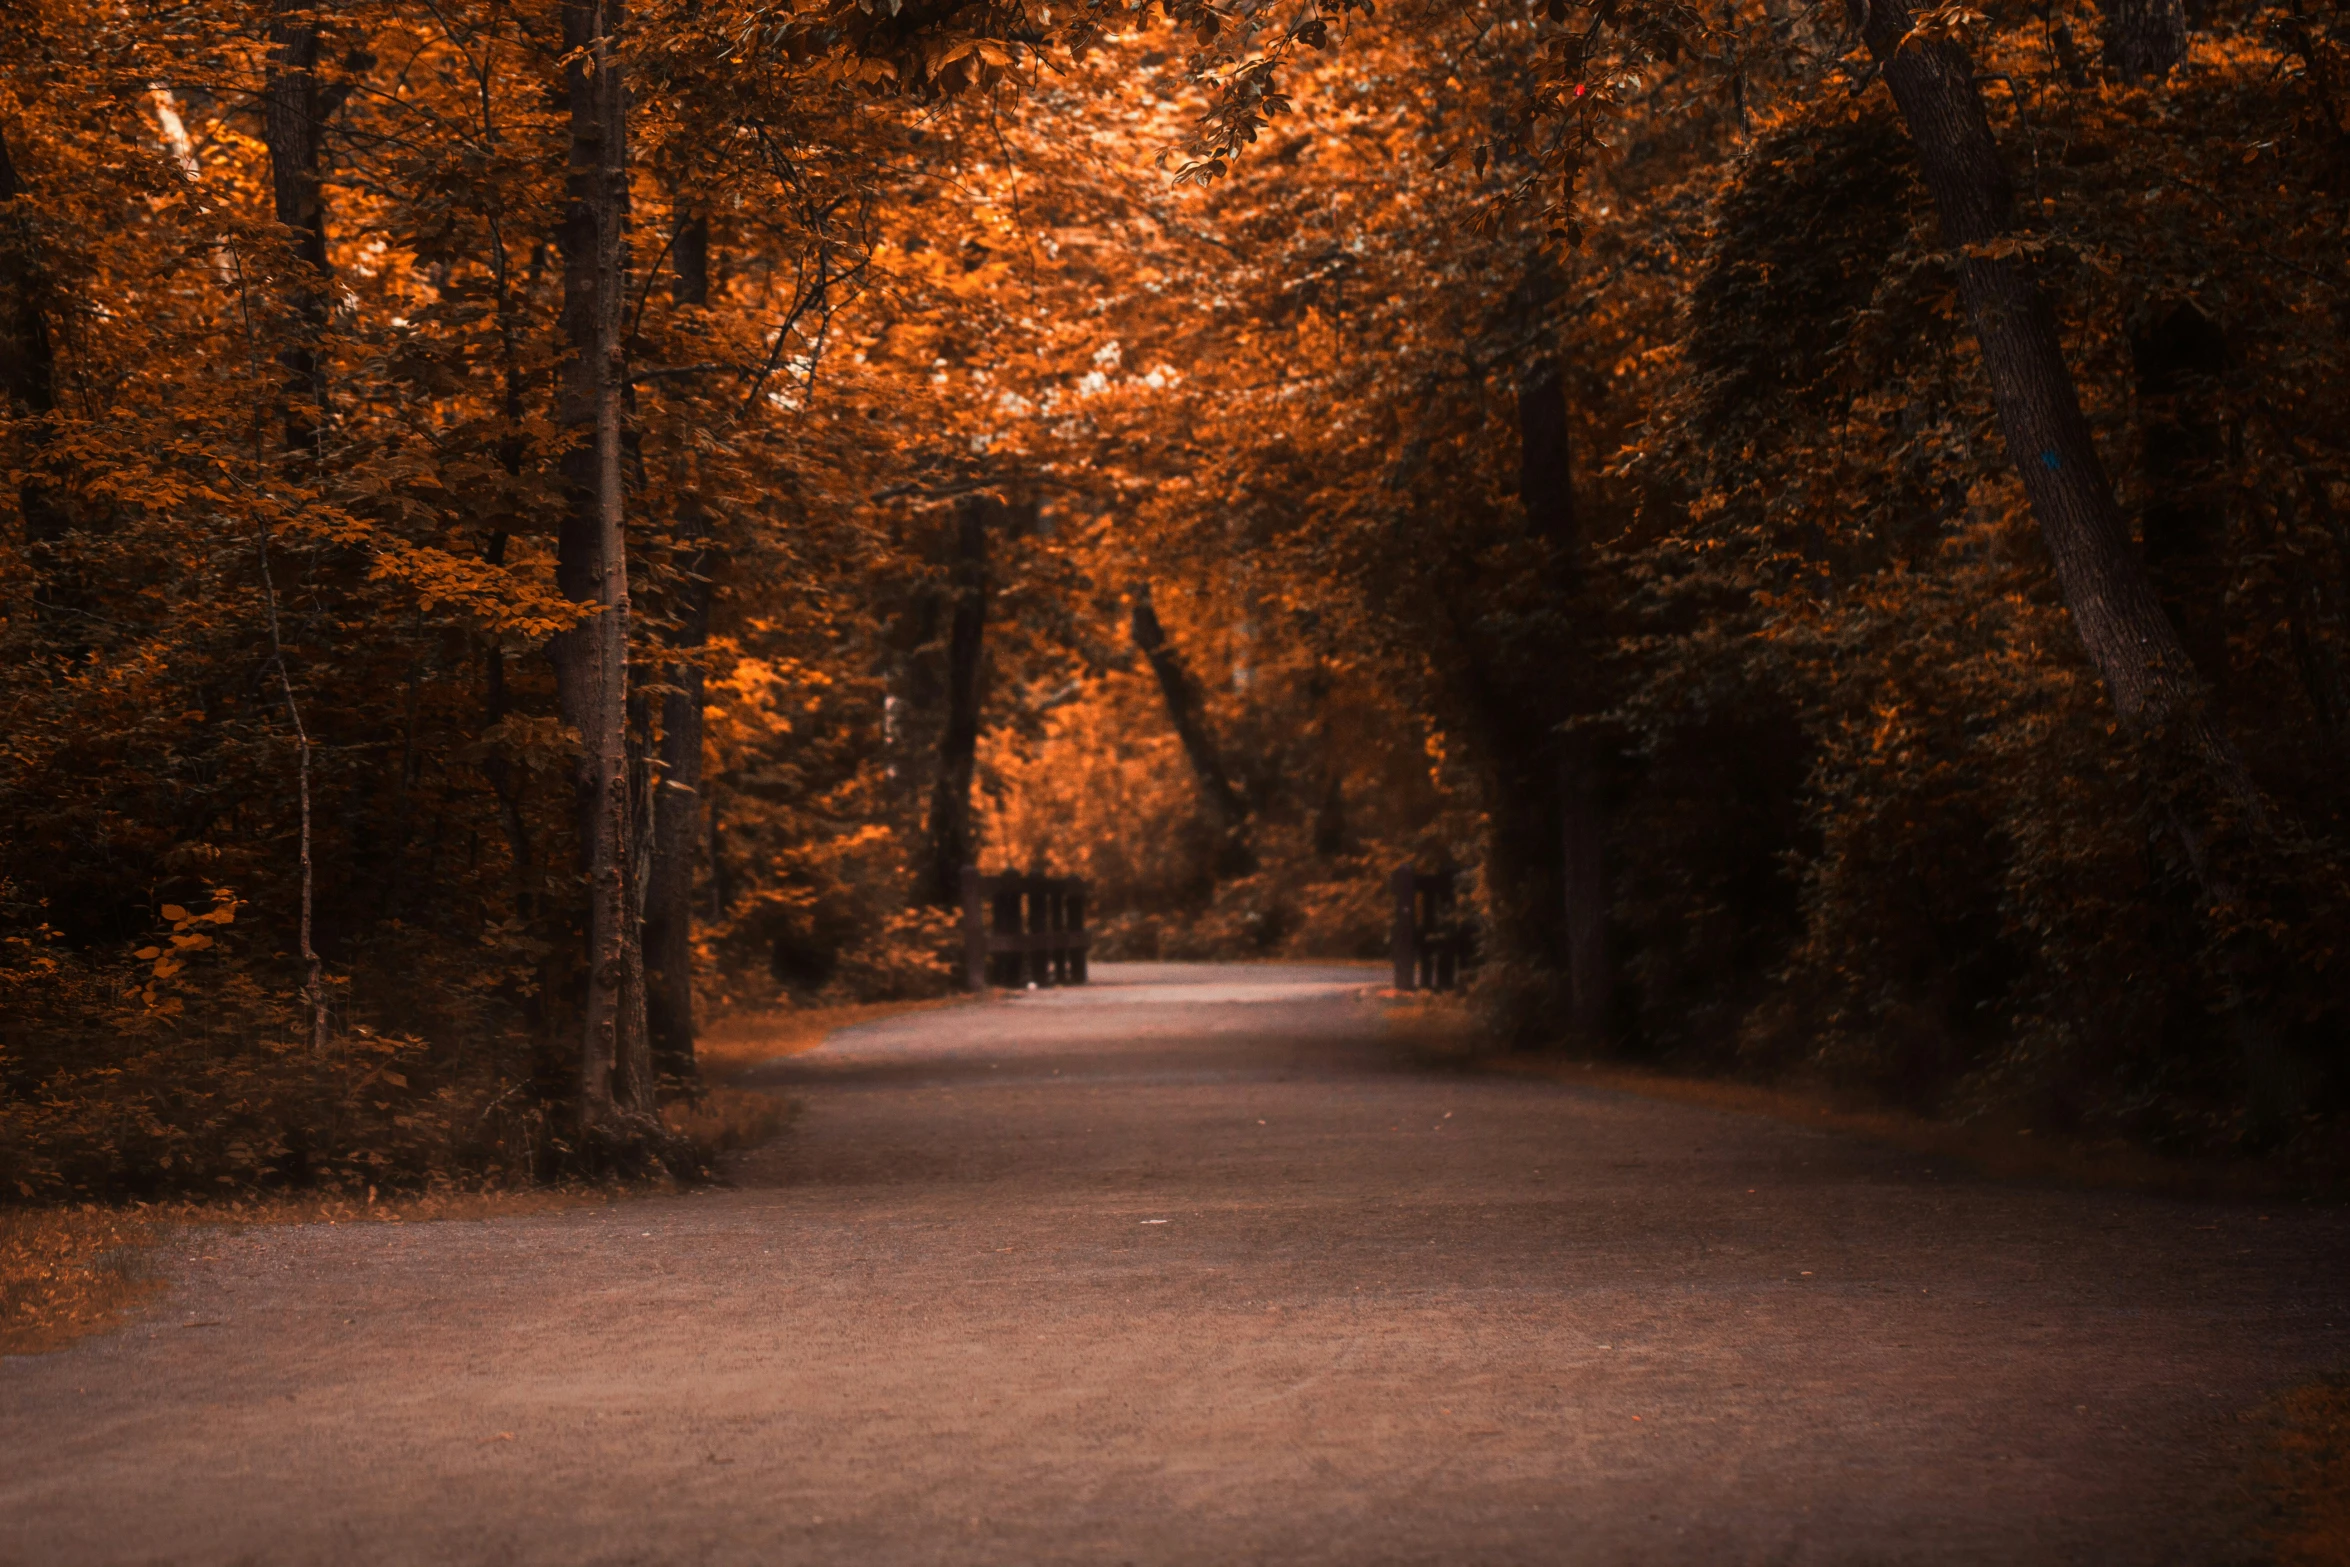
top-left (960, 869), bottom-right (1090, 990)
top-left (1390, 865), bottom-right (1465, 992)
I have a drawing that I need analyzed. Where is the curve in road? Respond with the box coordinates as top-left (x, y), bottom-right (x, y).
top-left (3, 961), bottom-right (2343, 1565)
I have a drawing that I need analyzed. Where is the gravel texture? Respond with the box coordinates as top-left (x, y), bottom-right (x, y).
top-left (4, 961), bottom-right (2345, 1565)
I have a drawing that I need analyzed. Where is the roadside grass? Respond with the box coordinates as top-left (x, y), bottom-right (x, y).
top-left (2261, 1378), bottom-right (2350, 1567)
top-left (1385, 996), bottom-right (2347, 1203)
top-left (0, 1206), bottom-right (163, 1356)
top-left (696, 993), bottom-right (974, 1077)
top-left (2, 993), bottom-right (983, 1357)
top-left (677, 993), bottom-right (978, 1154)
top-left (0, 1187), bottom-right (620, 1357)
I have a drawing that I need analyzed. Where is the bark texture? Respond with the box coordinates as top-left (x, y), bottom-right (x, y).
top-left (1464, 363), bottom-right (1568, 986)
top-left (1853, 0), bottom-right (2256, 817)
top-left (1518, 358), bottom-right (1609, 1043)
top-left (643, 205), bottom-right (705, 1080)
top-left (552, 0), bottom-right (652, 1128)
top-left (2099, 0), bottom-right (2189, 82)
top-left (262, 2), bottom-right (331, 453)
top-left (924, 496), bottom-right (990, 908)
top-left (671, 212), bottom-right (709, 308)
top-left (2132, 301), bottom-right (2232, 692)
top-left (1131, 579), bottom-right (1254, 877)
top-left (0, 125), bottom-right (70, 548)
top-left (645, 509), bottom-right (706, 1081)
top-left (645, 212), bottom-right (712, 1084)
top-left (1309, 665), bottom-right (1347, 861)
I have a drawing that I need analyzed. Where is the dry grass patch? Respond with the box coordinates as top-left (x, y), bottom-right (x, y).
top-left (0, 1206), bottom-right (162, 1356)
top-left (696, 994), bottom-right (976, 1077)
top-left (665, 1087), bottom-right (793, 1157)
top-left (674, 994), bottom-right (979, 1159)
top-left (2260, 1378), bottom-right (2350, 1566)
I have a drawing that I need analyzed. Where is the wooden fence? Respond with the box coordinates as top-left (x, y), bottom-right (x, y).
top-left (1390, 865), bottom-right (1464, 992)
top-left (961, 869), bottom-right (1091, 990)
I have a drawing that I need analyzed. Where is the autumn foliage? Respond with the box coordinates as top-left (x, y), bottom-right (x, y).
top-left (2, 0), bottom-right (2345, 1202)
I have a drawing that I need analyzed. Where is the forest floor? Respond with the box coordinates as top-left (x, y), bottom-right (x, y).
top-left (4, 962), bottom-right (2348, 1565)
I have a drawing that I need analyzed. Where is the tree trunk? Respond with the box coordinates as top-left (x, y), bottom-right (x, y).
top-left (480, 535), bottom-right (538, 914)
top-left (2131, 301), bottom-right (2232, 691)
top-left (671, 211), bottom-right (709, 308)
top-left (2099, 0), bottom-right (2188, 82)
top-left (1308, 664), bottom-right (1347, 860)
top-left (1518, 358), bottom-right (1610, 1043)
top-left (1852, 0), bottom-right (2258, 823)
top-left (1557, 738), bottom-right (1609, 1038)
top-left (552, 0), bottom-right (651, 1130)
top-left (645, 209), bottom-right (711, 1086)
top-left (482, 230), bottom-right (538, 931)
top-left (262, 1), bottom-right (331, 453)
top-left (924, 496), bottom-right (989, 907)
top-left (645, 502), bottom-right (706, 1081)
top-left (0, 125), bottom-right (70, 548)
top-left (1130, 579), bottom-right (1254, 877)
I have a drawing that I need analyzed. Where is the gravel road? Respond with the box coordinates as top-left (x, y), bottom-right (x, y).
top-left (4, 962), bottom-right (2345, 1566)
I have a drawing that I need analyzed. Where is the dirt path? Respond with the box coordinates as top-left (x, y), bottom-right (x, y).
top-left (5, 963), bottom-right (2345, 1566)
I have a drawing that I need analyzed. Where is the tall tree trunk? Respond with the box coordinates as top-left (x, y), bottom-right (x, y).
top-left (553, 0), bottom-right (650, 1129)
top-left (1308, 663), bottom-right (1347, 860)
top-left (262, 1), bottom-right (331, 454)
top-left (671, 211), bottom-right (709, 308)
top-left (2132, 301), bottom-right (2232, 691)
top-left (480, 535), bottom-right (537, 912)
top-left (2099, 0), bottom-right (2188, 82)
top-left (481, 236), bottom-right (542, 932)
top-left (645, 207), bottom-right (711, 1086)
top-left (1851, 0), bottom-right (2259, 829)
top-left (1518, 358), bottom-right (1610, 1044)
top-left (0, 125), bottom-right (70, 548)
top-left (645, 499), bottom-right (707, 1080)
top-left (260, 5), bottom-right (353, 1051)
top-left (1130, 579), bottom-right (1254, 877)
top-left (924, 495), bottom-right (990, 907)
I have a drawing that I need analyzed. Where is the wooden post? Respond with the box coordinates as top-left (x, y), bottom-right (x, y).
top-left (961, 865), bottom-right (988, 991)
top-left (1430, 869), bottom-right (1457, 991)
top-left (1391, 864), bottom-right (1463, 993)
top-left (1048, 883), bottom-right (1069, 985)
top-left (992, 878), bottom-right (1020, 988)
top-left (960, 868), bottom-right (1092, 989)
top-left (1413, 879), bottom-right (1426, 990)
top-left (1390, 866), bottom-right (1417, 992)
top-left (1025, 876), bottom-right (1048, 987)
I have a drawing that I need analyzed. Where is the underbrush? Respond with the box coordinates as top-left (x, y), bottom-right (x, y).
top-left (1088, 854), bottom-right (1397, 963)
top-left (0, 1206), bottom-right (160, 1356)
top-left (2, 997), bottom-right (953, 1356)
top-left (1, 1009), bottom-right (547, 1206)
top-left (2263, 1378), bottom-right (2350, 1567)
top-left (0, 890), bottom-right (562, 1203)
top-left (0, 983), bottom-right (957, 1207)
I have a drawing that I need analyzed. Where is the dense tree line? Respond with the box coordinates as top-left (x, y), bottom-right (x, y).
top-left (2, 0), bottom-right (2343, 1201)
top-left (978, 0), bottom-right (2348, 1152)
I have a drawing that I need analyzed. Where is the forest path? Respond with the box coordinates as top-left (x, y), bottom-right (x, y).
top-left (5, 962), bottom-right (2346, 1566)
